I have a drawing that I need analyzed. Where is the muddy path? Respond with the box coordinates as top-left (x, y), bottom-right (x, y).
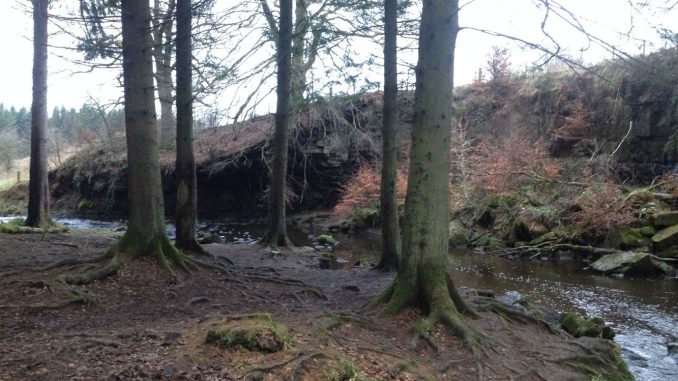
top-left (0, 232), bottom-right (631, 380)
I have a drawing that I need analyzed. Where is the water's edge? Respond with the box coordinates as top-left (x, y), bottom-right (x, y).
top-left (2, 216), bottom-right (676, 380)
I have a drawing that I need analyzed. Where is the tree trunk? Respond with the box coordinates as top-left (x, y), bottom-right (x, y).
top-left (262, 0), bottom-right (293, 248)
top-left (291, 0), bottom-right (308, 107)
top-left (118, 0), bottom-right (176, 258)
top-left (174, 0), bottom-right (203, 253)
top-left (376, 0), bottom-right (401, 271)
top-left (152, 0), bottom-right (175, 149)
top-left (26, 0), bottom-right (50, 228)
top-left (379, 0), bottom-right (475, 343)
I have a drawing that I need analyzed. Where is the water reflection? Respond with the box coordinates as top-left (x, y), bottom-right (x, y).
top-left (326, 234), bottom-right (678, 381)
top-left (449, 250), bottom-right (678, 381)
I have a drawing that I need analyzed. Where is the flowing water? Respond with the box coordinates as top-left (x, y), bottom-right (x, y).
top-left (2, 216), bottom-right (676, 380)
top-left (330, 233), bottom-right (678, 381)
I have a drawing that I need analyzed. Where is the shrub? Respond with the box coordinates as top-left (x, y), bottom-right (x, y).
top-left (334, 165), bottom-right (407, 218)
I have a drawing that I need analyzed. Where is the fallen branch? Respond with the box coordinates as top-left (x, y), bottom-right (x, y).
top-left (490, 243), bottom-right (620, 258)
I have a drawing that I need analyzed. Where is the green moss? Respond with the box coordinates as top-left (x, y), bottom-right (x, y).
top-left (205, 313), bottom-right (291, 353)
top-left (488, 237), bottom-right (506, 250)
top-left (522, 204), bottom-right (559, 227)
top-left (639, 226), bottom-right (656, 237)
top-left (0, 219), bottom-right (67, 234)
top-left (560, 312), bottom-right (615, 339)
top-left (350, 207), bottom-right (380, 229)
top-left (610, 228), bottom-right (650, 249)
top-left (382, 277), bottom-right (416, 316)
top-left (448, 220), bottom-right (470, 247)
top-left (471, 234), bottom-right (490, 247)
top-left (316, 234), bottom-right (339, 245)
top-left (561, 340), bottom-right (632, 381)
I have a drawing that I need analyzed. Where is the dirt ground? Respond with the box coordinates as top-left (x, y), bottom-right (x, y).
top-left (0, 231), bottom-right (630, 381)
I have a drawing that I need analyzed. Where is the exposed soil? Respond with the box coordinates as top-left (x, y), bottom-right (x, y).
top-left (0, 231), bottom-right (629, 380)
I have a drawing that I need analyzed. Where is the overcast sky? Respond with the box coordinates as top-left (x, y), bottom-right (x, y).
top-left (0, 0), bottom-right (674, 113)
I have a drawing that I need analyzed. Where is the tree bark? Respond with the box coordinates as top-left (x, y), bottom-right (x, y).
top-left (26, 0), bottom-right (50, 228)
top-left (376, 0), bottom-right (401, 271)
top-left (379, 0), bottom-right (475, 343)
top-left (119, 0), bottom-right (175, 256)
top-left (262, 0), bottom-right (293, 248)
top-left (174, 0), bottom-right (203, 253)
top-left (152, 0), bottom-right (176, 149)
top-left (291, 0), bottom-right (308, 106)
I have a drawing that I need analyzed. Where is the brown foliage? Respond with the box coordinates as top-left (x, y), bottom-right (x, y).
top-left (334, 164), bottom-right (408, 218)
top-left (568, 182), bottom-right (635, 238)
top-left (468, 134), bottom-right (562, 195)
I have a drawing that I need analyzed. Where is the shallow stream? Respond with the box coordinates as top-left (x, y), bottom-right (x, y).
top-left (2, 216), bottom-right (676, 380)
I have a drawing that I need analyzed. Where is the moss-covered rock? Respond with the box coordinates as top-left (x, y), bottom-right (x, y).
top-left (652, 224), bottom-right (678, 251)
top-left (652, 211), bottom-right (678, 228)
top-left (560, 312), bottom-right (614, 340)
top-left (315, 234), bottom-right (339, 246)
top-left (205, 313), bottom-right (291, 353)
top-left (488, 237), bottom-right (506, 250)
top-left (448, 220), bottom-right (470, 247)
top-left (639, 226), bottom-right (656, 237)
top-left (528, 230), bottom-right (561, 245)
top-left (349, 207), bottom-right (380, 230)
top-left (471, 234), bottom-right (490, 248)
top-left (591, 252), bottom-right (675, 275)
top-left (609, 228), bottom-right (651, 250)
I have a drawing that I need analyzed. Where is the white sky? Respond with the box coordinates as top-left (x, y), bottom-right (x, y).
top-left (0, 0), bottom-right (674, 112)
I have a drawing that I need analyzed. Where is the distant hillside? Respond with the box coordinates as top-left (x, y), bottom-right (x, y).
top-left (40, 48), bottom-right (678, 218)
top-left (454, 47), bottom-right (678, 183)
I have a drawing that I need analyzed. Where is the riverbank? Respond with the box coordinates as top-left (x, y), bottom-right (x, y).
top-left (0, 230), bottom-right (636, 381)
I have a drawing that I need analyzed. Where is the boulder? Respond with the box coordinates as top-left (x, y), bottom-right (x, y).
top-left (314, 234), bottom-right (339, 246)
top-left (448, 220), bottom-right (471, 247)
top-left (639, 226), bottom-right (656, 237)
top-left (529, 231), bottom-right (561, 246)
top-left (668, 342), bottom-right (678, 357)
top-left (609, 228), bottom-right (651, 250)
top-left (591, 252), bottom-right (675, 275)
top-left (651, 224), bottom-right (678, 251)
top-left (652, 211), bottom-right (678, 228)
top-left (560, 312), bottom-right (615, 340)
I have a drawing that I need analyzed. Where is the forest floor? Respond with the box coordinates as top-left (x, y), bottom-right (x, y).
top-left (0, 231), bottom-right (629, 381)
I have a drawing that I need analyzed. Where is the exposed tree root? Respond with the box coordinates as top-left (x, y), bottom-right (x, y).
top-left (469, 296), bottom-right (564, 337)
top-left (175, 238), bottom-right (208, 256)
top-left (238, 350), bottom-right (309, 379)
top-left (21, 234), bottom-right (236, 300)
top-left (32, 250), bottom-right (115, 272)
top-left (56, 255), bottom-right (122, 285)
top-left (376, 275), bottom-right (488, 354)
top-left (260, 230), bottom-right (294, 250)
top-left (290, 352), bottom-right (331, 381)
top-left (446, 271), bottom-right (480, 318)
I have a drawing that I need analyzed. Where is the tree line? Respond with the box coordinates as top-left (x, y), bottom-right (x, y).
top-left (0, 102), bottom-right (125, 169)
top-left (17, 0), bottom-right (676, 347)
